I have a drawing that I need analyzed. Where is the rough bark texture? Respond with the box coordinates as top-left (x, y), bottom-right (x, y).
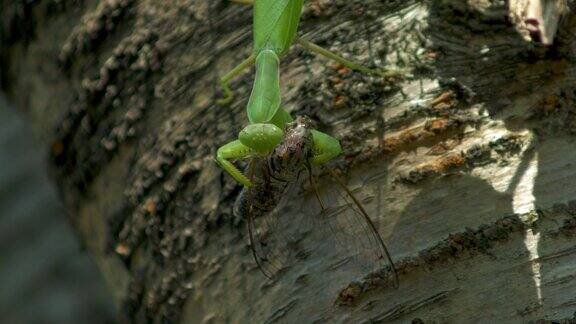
top-left (2, 0), bottom-right (576, 323)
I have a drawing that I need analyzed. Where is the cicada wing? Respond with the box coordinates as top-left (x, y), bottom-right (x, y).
top-left (311, 167), bottom-right (399, 287)
top-left (243, 161), bottom-right (312, 278)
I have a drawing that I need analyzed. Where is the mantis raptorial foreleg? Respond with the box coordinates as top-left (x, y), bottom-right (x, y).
top-left (216, 140), bottom-right (254, 186)
top-left (310, 129), bottom-right (342, 165)
top-left (217, 120), bottom-right (286, 186)
top-left (217, 123), bottom-right (342, 185)
top-left (217, 54), bottom-right (256, 106)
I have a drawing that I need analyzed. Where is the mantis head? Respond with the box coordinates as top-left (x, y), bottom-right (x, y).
top-left (239, 123), bottom-right (284, 155)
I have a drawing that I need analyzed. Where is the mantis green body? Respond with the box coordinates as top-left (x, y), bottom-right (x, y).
top-left (216, 0), bottom-right (394, 187)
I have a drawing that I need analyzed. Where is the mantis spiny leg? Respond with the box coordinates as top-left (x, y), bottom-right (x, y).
top-left (216, 140), bottom-right (253, 186)
top-left (296, 37), bottom-right (404, 78)
top-left (310, 129), bottom-right (342, 165)
top-left (217, 54), bottom-right (256, 106)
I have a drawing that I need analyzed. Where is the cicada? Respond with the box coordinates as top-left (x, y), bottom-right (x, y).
top-left (234, 116), bottom-right (398, 286)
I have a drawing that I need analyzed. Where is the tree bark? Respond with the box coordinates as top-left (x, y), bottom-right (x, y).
top-left (2, 0), bottom-right (576, 322)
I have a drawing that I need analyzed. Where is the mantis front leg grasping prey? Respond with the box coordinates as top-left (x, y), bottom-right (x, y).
top-left (216, 49), bottom-right (341, 187)
top-left (216, 0), bottom-right (400, 186)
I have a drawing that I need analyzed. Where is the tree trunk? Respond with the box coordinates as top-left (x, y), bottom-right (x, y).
top-left (2, 0), bottom-right (576, 322)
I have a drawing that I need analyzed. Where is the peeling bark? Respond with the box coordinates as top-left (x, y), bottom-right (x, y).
top-left (509, 0), bottom-right (573, 45)
top-left (2, 0), bottom-right (576, 322)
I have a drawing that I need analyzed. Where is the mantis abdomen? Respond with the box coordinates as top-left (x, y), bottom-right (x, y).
top-left (253, 0), bottom-right (304, 55)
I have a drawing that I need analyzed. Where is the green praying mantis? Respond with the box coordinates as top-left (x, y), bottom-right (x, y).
top-left (216, 0), bottom-right (400, 187)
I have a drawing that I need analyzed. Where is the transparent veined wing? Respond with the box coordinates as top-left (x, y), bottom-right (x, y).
top-left (238, 159), bottom-right (398, 284)
top-left (239, 159), bottom-right (313, 278)
top-left (310, 167), bottom-right (399, 287)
